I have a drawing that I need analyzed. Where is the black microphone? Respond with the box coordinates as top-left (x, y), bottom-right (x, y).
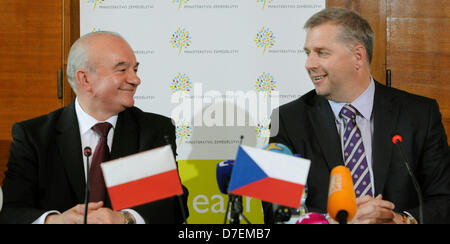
top-left (216, 160), bottom-right (242, 224)
top-left (83, 147), bottom-right (92, 224)
top-left (392, 134), bottom-right (424, 224)
top-left (216, 160), bottom-right (235, 194)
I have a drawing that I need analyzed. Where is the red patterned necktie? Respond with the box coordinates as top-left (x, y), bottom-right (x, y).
top-left (89, 122), bottom-right (112, 203)
top-left (340, 104), bottom-right (373, 198)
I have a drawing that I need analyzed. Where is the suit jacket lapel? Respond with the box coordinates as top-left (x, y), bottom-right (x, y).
top-left (56, 102), bottom-right (85, 202)
top-left (372, 81), bottom-right (399, 195)
top-left (110, 108), bottom-right (139, 160)
top-left (307, 95), bottom-right (344, 170)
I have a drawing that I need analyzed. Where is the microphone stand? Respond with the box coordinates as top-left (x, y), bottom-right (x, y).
top-left (223, 135), bottom-right (251, 224)
top-left (224, 195), bottom-right (251, 224)
top-left (164, 135), bottom-right (188, 224)
top-left (394, 142), bottom-right (424, 224)
top-left (83, 147), bottom-right (92, 224)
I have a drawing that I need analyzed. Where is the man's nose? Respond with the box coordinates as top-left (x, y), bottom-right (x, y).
top-left (305, 53), bottom-right (318, 71)
top-left (128, 71), bottom-right (141, 86)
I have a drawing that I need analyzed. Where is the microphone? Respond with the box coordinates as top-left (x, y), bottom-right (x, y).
top-left (217, 135), bottom-right (251, 224)
top-left (392, 134), bottom-right (424, 224)
top-left (83, 147), bottom-right (92, 224)
top-left (327, 166), bottom-right (357, 224)
top-left (216, 160), bottom-right (250, 224)
top-left (262, 142), bottom-right (293, 156)
top-left (84, 147), bottom-right (92, 157)
top-left (216, 160), bottom-right (235, 194)
top-left (296, 212), bottom-right (329, 224)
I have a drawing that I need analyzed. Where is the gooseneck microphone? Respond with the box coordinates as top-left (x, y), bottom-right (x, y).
top-left (83, 147), bottom-right (92, 224)
top-left (216, 160), bottom-right (238, 224)
top-left (392, 134), bottom-right (424, 224)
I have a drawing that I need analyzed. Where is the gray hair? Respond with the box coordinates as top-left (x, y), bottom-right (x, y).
top-left (304, 7), bottom-right (374, 64)
top-left (66, 31), bottom-right (127, 93)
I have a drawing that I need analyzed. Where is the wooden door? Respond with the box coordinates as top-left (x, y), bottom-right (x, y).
top-left (0, 1), bottom-right (63, 140)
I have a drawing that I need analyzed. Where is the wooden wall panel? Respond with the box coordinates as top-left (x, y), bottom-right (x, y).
top-left (0, 140), bottom-right (9, 186)
top-left (0, 1), bottom-right (64, 141)
top-left (387, 0), bottom-right (450, 143)
top-left (63, 0), bottom-right (80, 105)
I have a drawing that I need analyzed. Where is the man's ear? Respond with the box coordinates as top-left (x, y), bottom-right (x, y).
top-left (352, 44), bottom-right (367, 71)
top-left (75, 69), bottom-right (92, 92)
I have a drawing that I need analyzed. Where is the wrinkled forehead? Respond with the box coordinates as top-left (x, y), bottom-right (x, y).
top-left (85, 34), bottom-right (137, 68)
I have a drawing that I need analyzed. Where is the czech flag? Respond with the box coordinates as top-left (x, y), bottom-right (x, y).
top-left (228, 145), bottom-right (311, 208)
top-left (101, 145), bottom-right (183, 210)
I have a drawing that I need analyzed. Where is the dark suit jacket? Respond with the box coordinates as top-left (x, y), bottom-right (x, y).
top-left (265, 81), bottom-right (450, 224)
top-left (0, 102), bottom-right (189, 224)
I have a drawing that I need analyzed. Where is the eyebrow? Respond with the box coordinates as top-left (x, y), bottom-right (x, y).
top-left (303, 47), bottom-right (329, 53)
top-left (114, 61), bottom-right (140, 69)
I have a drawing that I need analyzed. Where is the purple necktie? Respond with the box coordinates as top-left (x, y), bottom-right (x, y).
top-left (340, 104), bottom-right (373, 198)
top-left (89, 122), bottom-right (112, 203)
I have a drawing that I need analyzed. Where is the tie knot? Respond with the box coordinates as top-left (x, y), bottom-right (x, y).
top-left (340, 104), bottom-right (358, 121)
top-left (92, 122), bottom-right (112, 138)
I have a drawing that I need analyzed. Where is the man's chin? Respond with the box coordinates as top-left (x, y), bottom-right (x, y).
top-left (314, 88), bottom-right (332, 100)
top-left (122, 101), bottom-right (135, 109)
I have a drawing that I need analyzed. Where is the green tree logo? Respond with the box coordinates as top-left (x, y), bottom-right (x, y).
top-left (257, 0), bottom-right (273, 10)
top-left (170, 27), bottom-right (192, 55)
top-left (176, 120), bottom-right (192, 145)
top-left (256, 72), bottom-right (277, 97)
top-left (171, 73), bottom-right (192, 100)
top-left (256, 117), bottom-right (271, 144)
top-left (172, 0), bottom-right (190, 9)
top-left (255, 27), bottom-right (276, 54)
top-left (87, 0), bottom-right (104, 10)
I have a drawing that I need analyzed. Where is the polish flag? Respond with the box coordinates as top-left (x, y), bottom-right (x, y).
top-left (228, 145), bottom-right (311, 208)
top-left (101, 145), bottom-right (183, 210)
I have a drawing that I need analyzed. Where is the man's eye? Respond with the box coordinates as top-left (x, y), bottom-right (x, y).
top-left (318, 51), bottom-right (328, 56)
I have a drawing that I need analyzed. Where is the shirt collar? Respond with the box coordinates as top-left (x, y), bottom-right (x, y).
top-left (328, 77), bottom-right (375, 122)
top-left (75, 98), bottom-right (118, 135)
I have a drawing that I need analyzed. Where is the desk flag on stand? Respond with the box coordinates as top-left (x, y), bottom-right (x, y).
top-left (101, 145), bottom-right (183, 210)
top-left (228, 145), bottom-right (311, 208)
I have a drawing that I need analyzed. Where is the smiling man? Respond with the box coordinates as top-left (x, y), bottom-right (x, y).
top-left (265, 8), bottom-right (450, 224)
top-left (0, 31), bottom-right (189, 224)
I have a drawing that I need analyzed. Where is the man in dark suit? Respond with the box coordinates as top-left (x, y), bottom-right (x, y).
top-left (266, 8), bottom-right (450, 224)
top-left (0, 31), bottom-right (188, 224)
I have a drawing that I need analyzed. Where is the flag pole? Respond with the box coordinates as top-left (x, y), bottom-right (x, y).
top-left (165, 135), bottom-right (188, 224)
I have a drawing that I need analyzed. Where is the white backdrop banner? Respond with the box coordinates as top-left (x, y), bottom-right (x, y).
top-left (81, 0), bottom-right (324, 223)
top-left (80, 0), bottom-right (324, 160)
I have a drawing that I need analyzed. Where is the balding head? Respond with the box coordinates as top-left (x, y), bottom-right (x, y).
top-left (66, 31), bottom-right (130, 93)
